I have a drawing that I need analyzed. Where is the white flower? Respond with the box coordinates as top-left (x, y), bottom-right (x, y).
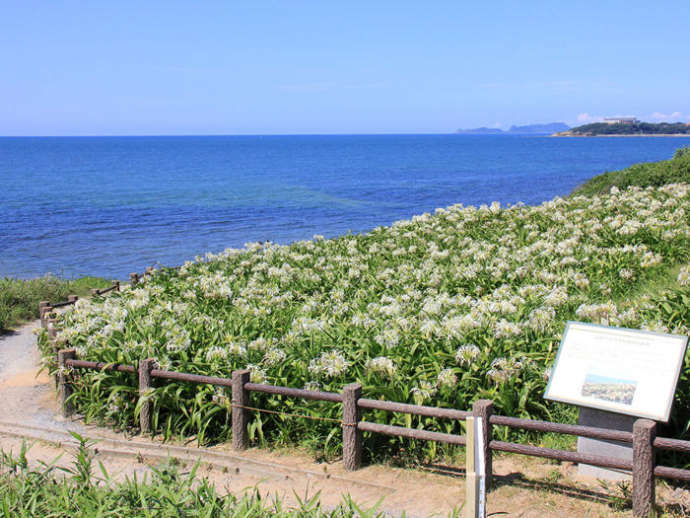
top-left (494, 319), bottom-right (521, 339)
top-left (640, 251), bottom-right (663, 268)
top-left (527, 307), bottom-right (555, 333)
top-left (227, 341), bottom-right (247, 356)
top-left (455, 344), bottom-right (480, 366)
top-left (374, 328), bottom-right (400, 349)
top-left (308, 350), bottom-right (350, 378)
top-left (263, 348), bottom-right (286, 367)
top-left (437, 368), bottom-right (457, 389)
top-left (411, 381), bottom-right (437, 405)
top-left (205, 346), bottom-right (227, 362)
top-left (487, 356), bottom-right (526, 384)
top-left (248, 337), bottom-right (270, 351)
top-left (542, 366), bottom-right (552, 381)
top-left (365, 356), bottom-right (397, 378)
top-left (619, 268), bottom-right (635, 280)
top-left (246, 364), bottom-right (267, 383)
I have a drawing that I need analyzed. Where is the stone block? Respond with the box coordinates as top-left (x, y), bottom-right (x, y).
top-left (577, 407), bottom-right (636, 480)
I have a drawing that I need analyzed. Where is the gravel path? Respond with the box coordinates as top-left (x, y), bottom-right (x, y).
top-left (0, 320), bottom-right (83, 431)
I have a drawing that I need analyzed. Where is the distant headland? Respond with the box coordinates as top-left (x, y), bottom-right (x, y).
top-left (554, 118), bottom-right (690, 137)
top-left (456, 122), bottom-right (569, 135)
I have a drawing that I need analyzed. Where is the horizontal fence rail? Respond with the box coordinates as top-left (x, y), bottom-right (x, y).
top-left (68, 359), bottom-right (136, 374)
top-left (245, 382), bottom-right (343, 403)
top-left (489, 440), bottom-right (633, 471)
top-left (490, 415), bottom-right (634, 443)
top-left (358, 398), bottom-right (470, 420)
top-left (654, 465), bottom-right (690, 482)
top-left (358, 421), bottom-right (467, 446)
top-left (40, 284), bottom-right (690, 518)
top-left (653, 436), bottom-right (690, 453)
top-left (91, 282), bottom-right (120, 296)
top-left (149, 369), bottom-right (234, 388)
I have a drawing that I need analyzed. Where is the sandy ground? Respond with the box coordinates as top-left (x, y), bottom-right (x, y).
top-left (1, 321), bottom-right (689, 517)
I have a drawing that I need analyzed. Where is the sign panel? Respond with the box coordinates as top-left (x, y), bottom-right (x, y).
top-left (545, 322), bottom-right (688, 422)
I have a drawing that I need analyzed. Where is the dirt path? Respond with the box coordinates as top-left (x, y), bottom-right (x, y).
top-left (0, 321), bottom-right (685, 516)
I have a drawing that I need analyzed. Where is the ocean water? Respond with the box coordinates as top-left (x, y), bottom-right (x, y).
top-left (2, 134), bottom-right (688, 280)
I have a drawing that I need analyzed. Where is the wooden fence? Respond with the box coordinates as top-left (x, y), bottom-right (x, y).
top-left (39, 284), bottom-right (690, 518)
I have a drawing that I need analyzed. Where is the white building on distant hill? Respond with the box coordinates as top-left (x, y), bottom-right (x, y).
top-left (603, 117), bottom-right (639, 125)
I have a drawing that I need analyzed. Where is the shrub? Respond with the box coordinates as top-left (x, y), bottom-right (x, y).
top-left (572, 148), bottom-right (690, 196)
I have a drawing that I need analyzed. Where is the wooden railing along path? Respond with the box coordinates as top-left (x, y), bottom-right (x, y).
top-left (40, 281), bottom-right (690, 518)
top-left (39, 268), bottom-right (151, 333)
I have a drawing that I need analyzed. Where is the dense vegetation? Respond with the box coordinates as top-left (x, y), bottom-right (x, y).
top-left (0, 437), bottom-right (394, 517)
top-left (563, 122), bottom-right (690, 136)
top-left (0, 275), bottom-right (110, 332)
top-left (572, 147), bottom-right (690, 196)
top-left (40, 180), bottom-right (690, 461)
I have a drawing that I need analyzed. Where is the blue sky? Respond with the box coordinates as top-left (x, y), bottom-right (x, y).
top-left (2, 1), bottom-right (690, 135)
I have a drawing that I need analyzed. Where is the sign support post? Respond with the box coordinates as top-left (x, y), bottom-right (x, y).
top-left (465, 416), bottom-right (486, 518)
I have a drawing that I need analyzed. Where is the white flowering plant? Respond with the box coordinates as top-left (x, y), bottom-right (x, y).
top-left (39, 183), bottom-right (690, 450)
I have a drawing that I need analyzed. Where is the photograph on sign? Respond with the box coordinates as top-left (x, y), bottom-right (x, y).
top-left (581, 373), bottom-right (637, 406)
top-left (544, 322), bottom-right (689, 422)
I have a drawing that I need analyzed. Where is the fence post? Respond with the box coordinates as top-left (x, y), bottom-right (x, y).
top-left (47, 317), bottom-right (58, 339)
top-left (472, 399), bottom-right (494, 491)
top-left (138, 358), bottom-right (156, 434)
top-left (342, 382), bottom-right (362, 470)
top-left (58, 349), bottom-right (76, 417)
top-left (114, 280), bottom-right (121, 292)
top-left (39, 302), bottom-right (51, 328)
top-left (633, 419), bottom-right (656, 518)
top-left (90, 288), bottom-right (99, 296)
top-left (232, 370), bottom-right (251, 450)
top-left (130, 272), bottom-right (138, 286)
top-left (67, 294), bottom-right (78, 303)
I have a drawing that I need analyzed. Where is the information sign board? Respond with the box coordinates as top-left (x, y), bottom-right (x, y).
top-left (544, 322), bottom-right (688, 422)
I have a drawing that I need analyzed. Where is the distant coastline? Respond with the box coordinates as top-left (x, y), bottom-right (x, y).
top-left (456, 122), bottom-right (569, 135)
top-left (554, 120), bottom-right (690, 137)
top-left (553, 133), bottom-right (690, 138)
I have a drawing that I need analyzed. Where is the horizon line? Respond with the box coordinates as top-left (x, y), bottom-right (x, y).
top-left (0, 131), bottom-right (565, 138)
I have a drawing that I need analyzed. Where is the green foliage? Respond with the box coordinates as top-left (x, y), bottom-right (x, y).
top-left (597, 479), bottom-right (632, 512)
top-left (0, 275), bottom-right (110, 332)
top-left (0, 442), bottom-right (405, 517)
top-left (567, 121), bottom-right (690, 136)
top-left (572, 149), bottom-right (690, 196)
top-left (673, 146), bottom-right (690, 159)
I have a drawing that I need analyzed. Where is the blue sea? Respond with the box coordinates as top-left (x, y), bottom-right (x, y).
top-left (2, 135), bottom-right (688, 280)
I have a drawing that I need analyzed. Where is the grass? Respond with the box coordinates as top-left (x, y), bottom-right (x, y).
top-left (0, 275), bottom-right (111, 332)
top-left (572, 147), bottom-right (690, 196)
top-left (0, 435), bottom-right (436, 517)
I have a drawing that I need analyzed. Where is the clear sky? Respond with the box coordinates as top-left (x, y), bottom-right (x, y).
top-left (2, 1), bottom-right (690, 135)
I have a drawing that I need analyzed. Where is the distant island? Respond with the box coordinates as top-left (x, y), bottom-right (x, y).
top-left (555, 118), bottom-right (690, 136)
top-left (456, 122), bottom-right (569, 135)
